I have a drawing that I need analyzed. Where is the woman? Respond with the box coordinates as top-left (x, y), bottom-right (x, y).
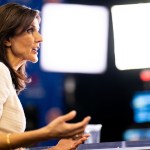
top-left (0, 3), bottom-right (91, 150)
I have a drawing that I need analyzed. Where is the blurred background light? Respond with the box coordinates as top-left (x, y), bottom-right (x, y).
top-left (140, 70), bottom-right (150, 82)
top-left (131, 91), bottom-right (150, 123)
top-left (111, 3), bottom-right (150, 70)
top-left (40, 3), bottom-right (109, 74)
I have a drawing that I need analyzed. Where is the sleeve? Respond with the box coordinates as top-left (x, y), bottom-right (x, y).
top-left (0, 63), bottom-right (11, 118)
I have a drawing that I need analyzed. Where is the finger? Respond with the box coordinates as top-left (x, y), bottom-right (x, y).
top-left (82, 134), bottom-right (90, 138)
top-left (62, 110), bottom-right (77, 122)
top-left (75, 116), bottom-right (91, 127)
top-left (72, 133), bottom-right (89, 140)
top-left (69, 128), bottom-right (88, 138)
top-left (76, 137), bottom-right (87, 144)
top-left (70, 116), bottom-right (91, 131)
top-left (81, 136), bottom-right (89, 142)
top-left (82, 116), bottom-right (91, 125)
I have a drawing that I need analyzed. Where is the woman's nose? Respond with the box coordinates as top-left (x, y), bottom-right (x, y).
top-left (35, 32), bottom-right (43, 43)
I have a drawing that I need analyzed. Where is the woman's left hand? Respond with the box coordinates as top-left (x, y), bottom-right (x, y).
top-left (49, 134), bottom-right (90, 150)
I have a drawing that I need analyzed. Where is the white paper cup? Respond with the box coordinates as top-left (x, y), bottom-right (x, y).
top-left (84, 124), bottom-right (102, 144)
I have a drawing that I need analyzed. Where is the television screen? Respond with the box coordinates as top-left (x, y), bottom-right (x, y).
top-left (111, 3), bottom-right (150, 70)
top-left (40, 3), bottom-right (109, 74)
top-left (123, 128), bottom-right (150, 141)
top-left (131, 91), bottom-right (150, 123)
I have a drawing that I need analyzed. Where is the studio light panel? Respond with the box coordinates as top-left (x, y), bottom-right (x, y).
top-left (40, 3), bottom-right (109, 74)
top-left (111, 3), bottom-right (150, 70)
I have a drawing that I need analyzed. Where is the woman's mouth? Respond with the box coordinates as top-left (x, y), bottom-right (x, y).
top-left (32, 48), bottom-right (38, 54)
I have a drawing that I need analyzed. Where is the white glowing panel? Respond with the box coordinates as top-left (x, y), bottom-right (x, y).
top-left (40, 3), bottom-right (109, 73)
top-left (111, 3), bottom-right (150, 70)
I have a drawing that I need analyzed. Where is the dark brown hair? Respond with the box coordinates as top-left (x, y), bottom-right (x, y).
top-left (0, 3), bottom-right (40, 94)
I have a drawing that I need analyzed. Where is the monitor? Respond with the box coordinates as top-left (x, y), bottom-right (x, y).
top-left (131, 91), bottom-right (150, 123)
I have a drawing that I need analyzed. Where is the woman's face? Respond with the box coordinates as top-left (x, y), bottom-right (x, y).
top-left (6, 18), bottom-right (43, 65)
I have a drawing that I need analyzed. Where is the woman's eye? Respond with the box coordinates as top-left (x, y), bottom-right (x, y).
top-left (26, 28), bottom-right (34, 33)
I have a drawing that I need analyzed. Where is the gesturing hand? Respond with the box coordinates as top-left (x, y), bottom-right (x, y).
top-left (49, 134), bottom-right (90, 150)
top-left (45, 110), bottom-right (91, 139)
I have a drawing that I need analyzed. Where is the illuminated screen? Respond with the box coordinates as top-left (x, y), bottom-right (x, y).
top-left (131, 91), bottom-right (150, 123)
top-left (40, 3), bottom-right (109, 74)
top-left (111, 3), bottom-right (150, 70)
top-left (123, 128), bottom-right (150, 141)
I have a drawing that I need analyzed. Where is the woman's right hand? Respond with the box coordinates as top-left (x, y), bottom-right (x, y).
top-left (44, 110), bottom-right (91, 139)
